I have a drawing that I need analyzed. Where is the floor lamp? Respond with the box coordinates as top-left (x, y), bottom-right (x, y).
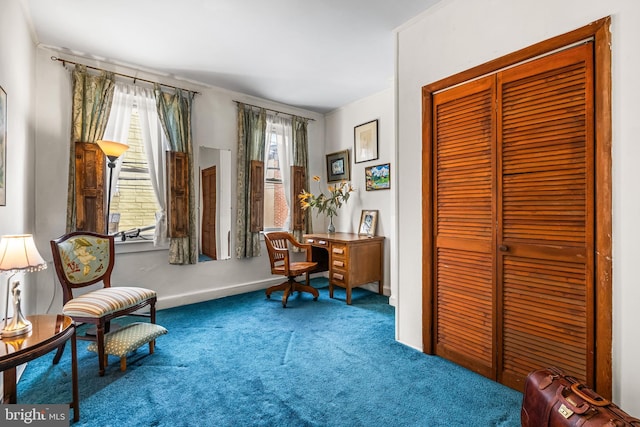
top-left (96, 140), bottom-right (129, 235)
top-left (0, 234), bottom-right (48, 338)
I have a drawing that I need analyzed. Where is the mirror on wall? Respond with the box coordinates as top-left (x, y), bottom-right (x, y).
top-left (198, 147), bottom-right (232, 261)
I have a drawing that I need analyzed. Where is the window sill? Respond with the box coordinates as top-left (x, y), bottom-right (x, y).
top-left (115, 239), bottom-right (168, 254)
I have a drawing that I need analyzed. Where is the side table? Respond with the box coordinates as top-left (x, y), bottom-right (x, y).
top-left (0, 314), bottom-right (79, 422)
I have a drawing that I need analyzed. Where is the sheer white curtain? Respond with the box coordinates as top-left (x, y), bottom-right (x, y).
top-left (134, 86), bottom-right (169, 246)
top-left (103, 83), bottom-right (135, 205)
top-left (266, 115), bottom-right (293, 230)
top-left (103, 82), bottom-right (168, 245)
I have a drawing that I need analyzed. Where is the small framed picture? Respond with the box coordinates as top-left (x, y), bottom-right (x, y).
top-left (326, 149), bottom-right (350, 182)
top-left (365, 163), bottom-right (390, 191)
top-left (358, 210), bottom-right (378, 236)
top-left (354, 119), bottom-right (378, 163)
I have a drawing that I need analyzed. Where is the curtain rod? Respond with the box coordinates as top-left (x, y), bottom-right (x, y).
top-left (51, 56), bottom-right (200, 95)
top-left (233, 100), bottom-right (316, 121)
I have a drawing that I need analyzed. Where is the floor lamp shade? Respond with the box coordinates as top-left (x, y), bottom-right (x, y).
top-left (0, 234), bottom-right (48, 337)
top-left (97, 140), bottom-right (129, 162)
top-left (97, 140), bottom-right (129, 234)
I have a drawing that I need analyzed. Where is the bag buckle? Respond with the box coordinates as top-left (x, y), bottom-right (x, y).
top-left (558, 403), bottom-right (574, 419)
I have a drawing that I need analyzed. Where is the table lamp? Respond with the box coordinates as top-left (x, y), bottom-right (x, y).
top-left (0, 234), bottom-right (48, 337)
top-left (96, 140), bottom-right (129, 234)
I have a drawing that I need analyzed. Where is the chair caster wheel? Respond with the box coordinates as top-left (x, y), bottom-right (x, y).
top-left (266, 294), bottom-right (271, 299)
top-left (313, 297), bottom-right (318, 301)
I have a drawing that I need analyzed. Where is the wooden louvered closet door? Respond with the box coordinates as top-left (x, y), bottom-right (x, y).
top-left (497, 43), bottom-right (594, 389)
top-left (432, 43), bottom-right (594, 390)
top-left (432, 75), bottom-right (497, 379)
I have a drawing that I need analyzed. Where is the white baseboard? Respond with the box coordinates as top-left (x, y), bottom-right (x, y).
top-left (156, 278), bottom-right (282, 310)
top-left (156, 276), bottom-right (392, 310)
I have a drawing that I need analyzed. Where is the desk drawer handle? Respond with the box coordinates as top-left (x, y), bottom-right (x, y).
top-left (307, 239), bottom-right (314, 243)
top-left (333, 260), bottom-right (344, 267)
top-left (319, 240), bottom-right (327, 245)
top-left (333, 273), bottom-right (344, 281)
top-left (332, 248), bottom-right (344, 254)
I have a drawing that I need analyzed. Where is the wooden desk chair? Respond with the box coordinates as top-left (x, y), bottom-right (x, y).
top-left (263, 232), bottom-right (319, 308)
top-left (50, 231), bottom-right (157, 376)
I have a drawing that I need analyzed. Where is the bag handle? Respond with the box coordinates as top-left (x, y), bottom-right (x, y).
top-left (557, 385), bottom-right (591, 414)
top-left (570, 383), bottom-right (610, 407)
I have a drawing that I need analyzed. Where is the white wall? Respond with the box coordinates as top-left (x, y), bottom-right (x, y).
top-left (0, 0), bottom-right (38, 315)
top-left (324, 88), bottom-right (394, 300)
top-left (395, 0), bottom-right (640, 415)
top-left (32, 47), bottom-right (326, 313)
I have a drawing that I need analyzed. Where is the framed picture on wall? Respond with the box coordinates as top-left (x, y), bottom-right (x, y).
top-left (354, 119), bottom-right (378, 163)
top-left (358, 209), bottom-right (378, 236)
top-left (0, 85), bottom-right (6, 206)
top-left (365, 163), bottom-right (390, 191)
top-left (326, 149), bottom-right (350, 182)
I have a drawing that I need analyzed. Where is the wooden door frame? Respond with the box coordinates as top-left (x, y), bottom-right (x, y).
top-left (421, 17), bottom-right (612, 397)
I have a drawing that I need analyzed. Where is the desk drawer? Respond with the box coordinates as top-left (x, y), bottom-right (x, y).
top-left (331, 244), bottom-right (347, 256)
top-left (306, 238), bottom-right (329, 248)
top-left (332, 259), bottom-right (346, 269)
top-left (331, 271), bottom-right (347, 286)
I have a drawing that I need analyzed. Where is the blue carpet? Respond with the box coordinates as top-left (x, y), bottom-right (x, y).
top-left (18, 278), bottom-right (522, 426)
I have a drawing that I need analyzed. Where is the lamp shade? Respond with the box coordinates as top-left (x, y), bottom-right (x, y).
top-left (0, 234), bottom-right (48, 273)
top-left (96, 140), bottom-right (129, 161)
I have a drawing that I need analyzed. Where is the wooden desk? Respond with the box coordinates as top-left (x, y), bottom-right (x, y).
top-left (304, 233), bottom-right (384, 304)
top-left (0, 314), bottom-right (79, 422)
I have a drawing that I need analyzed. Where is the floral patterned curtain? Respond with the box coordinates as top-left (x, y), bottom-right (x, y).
top-left (235, 103), bottom-right (266, 258)
top-left (292, 116), bottom-right (311, 242)
top-left (155, 84), bottom-right (197, 265)
top-left (66, 65), bottom-right (115, 232)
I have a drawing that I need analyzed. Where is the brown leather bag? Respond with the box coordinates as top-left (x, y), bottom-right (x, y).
top-left (521, 367), bottom-right (640, 426)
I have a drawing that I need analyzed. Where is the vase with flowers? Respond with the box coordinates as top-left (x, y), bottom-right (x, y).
top-left (299, 176), bottom-right (354, 233)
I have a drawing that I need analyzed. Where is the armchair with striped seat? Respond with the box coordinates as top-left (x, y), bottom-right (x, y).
top-left (50, 231), bottom-right (157, 376)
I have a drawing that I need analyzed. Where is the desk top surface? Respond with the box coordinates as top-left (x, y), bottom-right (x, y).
top-left (304, 232), bottom-right (384, 243)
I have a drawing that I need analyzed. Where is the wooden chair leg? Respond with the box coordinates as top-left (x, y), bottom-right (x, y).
top-left (150, 301), bottom-right (156, 325)
top-left (265, 281), bottom-right (290, 299)
top-left (97, 323), bottom-right (106, 376)
top-left (294, 282), bottom-right (319, 301)
top-left (52, 342), bottom-right (66, 365)
top-left (282, 283), bottom-right (293, 308)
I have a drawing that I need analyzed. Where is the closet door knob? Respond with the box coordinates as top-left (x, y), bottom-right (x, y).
top-left (499, 245), bottom-right (509, 252)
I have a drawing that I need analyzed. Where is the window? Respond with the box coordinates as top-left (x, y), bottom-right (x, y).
top-left (263, 116), bottom-right (292, 231)
top-left (109, 105), bottom-right (159, 240)
top-left (75, 83), bottom-right (176, 245)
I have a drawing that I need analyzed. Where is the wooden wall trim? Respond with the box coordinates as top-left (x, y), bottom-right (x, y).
top-left (593, 17), bottom-right (613, 399)
top-left (421, 16), bottom-right (612, 397)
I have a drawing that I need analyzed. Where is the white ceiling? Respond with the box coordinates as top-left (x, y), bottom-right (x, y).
top-left (24, 0), bottom-right (440, 113)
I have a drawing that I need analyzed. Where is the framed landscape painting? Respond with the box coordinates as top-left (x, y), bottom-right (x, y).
top-left (0, 86), bottom-right (6, 206)
top-left (365, 163), bottom-right (390, 191)
top-left (326, 149), bottom-right (350, 182)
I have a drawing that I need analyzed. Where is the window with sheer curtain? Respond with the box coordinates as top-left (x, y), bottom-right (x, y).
top-left (75, 83), bottom-right (169, 244)
top-left (263, 115), bottom-right (292, 231)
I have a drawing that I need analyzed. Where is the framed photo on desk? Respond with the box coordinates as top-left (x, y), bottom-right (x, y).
top-left (358, 210), bottom-right (378, 236)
